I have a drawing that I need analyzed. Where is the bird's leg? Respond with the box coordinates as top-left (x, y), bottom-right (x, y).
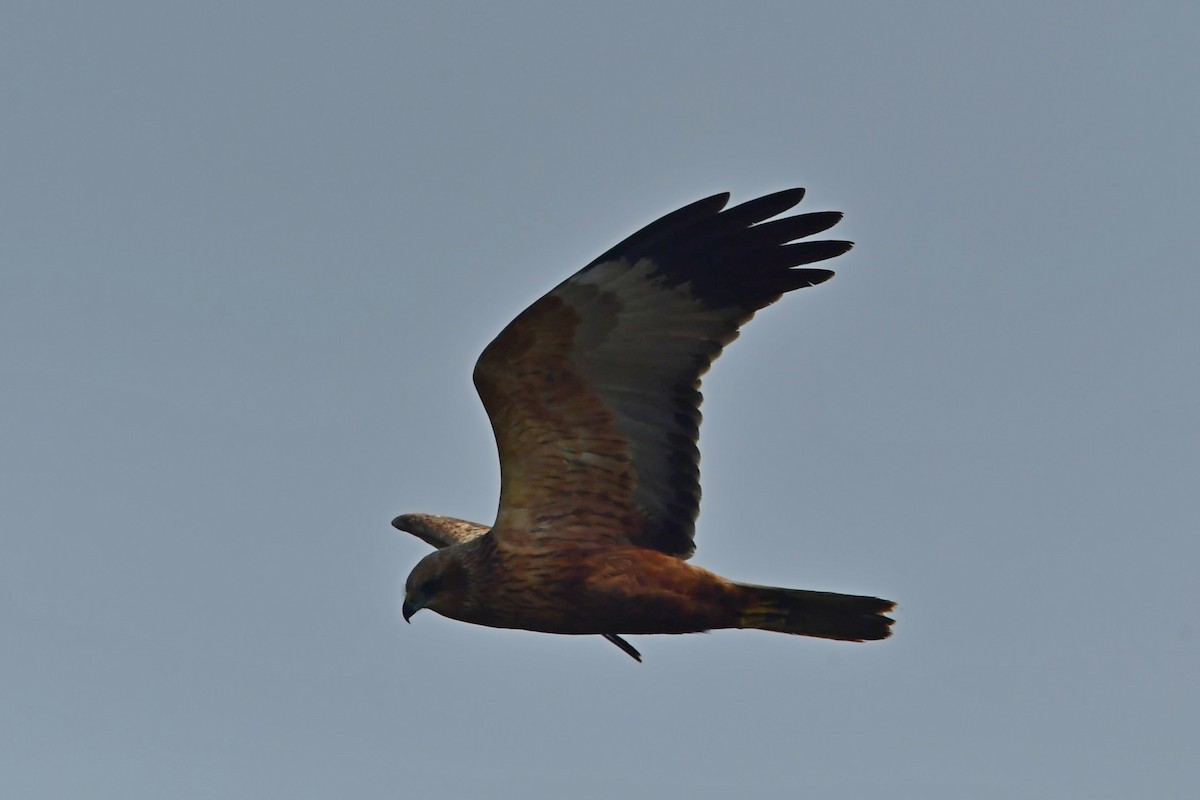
top-left (602, 633), bottom-right (642, 662)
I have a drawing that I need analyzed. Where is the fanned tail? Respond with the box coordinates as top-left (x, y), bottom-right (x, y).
top-left (737, 584), bottom-right (895, 642)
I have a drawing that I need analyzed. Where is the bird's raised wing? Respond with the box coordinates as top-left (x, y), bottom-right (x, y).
top-left (391, 513), bottom-right (489, 549)
top-left (474, 189), bottom-right (849, 559)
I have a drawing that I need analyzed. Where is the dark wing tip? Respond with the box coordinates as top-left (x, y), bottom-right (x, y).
top-left (794, 239), bottom-right (854, 261)
top-left (777, 268), bottom-right (835, 293)
top-left (587, 188), bottom-right (852, 314)
top-left (391, 514), bottom-right (420, 532)
top-left (721, 187), bottom-right (807, 225)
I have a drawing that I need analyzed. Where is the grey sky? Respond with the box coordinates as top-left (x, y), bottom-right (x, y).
top-left (4, 2), bottom-right (1198, 798)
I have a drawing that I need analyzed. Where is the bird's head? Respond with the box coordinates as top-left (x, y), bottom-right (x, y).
top-left (402, 548), bottom-right (470, 623)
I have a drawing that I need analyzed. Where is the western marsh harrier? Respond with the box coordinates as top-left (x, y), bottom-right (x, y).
top-left (394, 189), bottom-right (894, 661)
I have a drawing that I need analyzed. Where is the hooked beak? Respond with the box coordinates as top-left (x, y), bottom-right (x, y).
top-left (402, 597), bottom-right (420, 623)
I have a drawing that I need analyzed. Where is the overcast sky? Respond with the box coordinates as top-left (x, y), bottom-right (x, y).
top-left (4, 2), bottom-right (1198, 798)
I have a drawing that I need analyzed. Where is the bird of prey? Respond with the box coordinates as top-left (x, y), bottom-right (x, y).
top-left (394, 188), bottom-right (894, 661)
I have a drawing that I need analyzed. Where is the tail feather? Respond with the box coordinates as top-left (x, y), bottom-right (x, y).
top-left (737, 584), bottom-right (895, 642)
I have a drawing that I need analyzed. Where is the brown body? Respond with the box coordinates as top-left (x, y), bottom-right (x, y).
top-left (421, 536), bottom-right (740, 635)
top-left (395, 190), bottom-right (895, 660)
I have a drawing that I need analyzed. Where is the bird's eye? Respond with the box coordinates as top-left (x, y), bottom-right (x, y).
top-left (423, 577), bottom-right (442, 596)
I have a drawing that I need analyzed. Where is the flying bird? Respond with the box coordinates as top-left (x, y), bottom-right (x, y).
top-left (394, 188), bottom-right (894, 661)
